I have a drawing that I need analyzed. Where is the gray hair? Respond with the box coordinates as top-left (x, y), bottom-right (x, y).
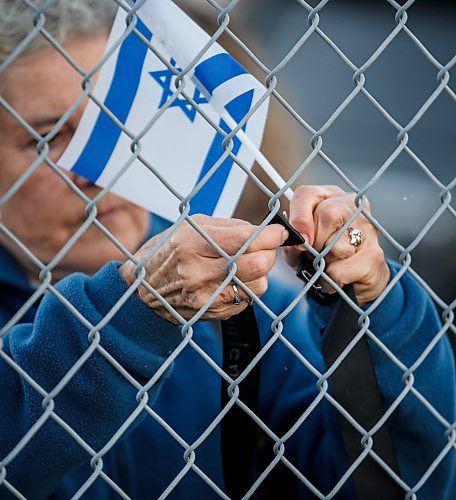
top-left (0, 0), bottom-right (117, 65)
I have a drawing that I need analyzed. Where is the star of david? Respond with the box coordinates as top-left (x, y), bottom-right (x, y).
top-left (149, 58), bottom-right (208, 122)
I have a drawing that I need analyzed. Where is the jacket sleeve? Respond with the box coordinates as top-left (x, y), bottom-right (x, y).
top-left (258, 262), bottom-right (455, 498)
top-left (0, 262), bottom-right (182, 499)
top-left (364, 263), bottom-right (455, 499)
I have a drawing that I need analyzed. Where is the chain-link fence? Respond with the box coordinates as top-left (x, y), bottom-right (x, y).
top-left (0, 0), bottom-right (455, 498)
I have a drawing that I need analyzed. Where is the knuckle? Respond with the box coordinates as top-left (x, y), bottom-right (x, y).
top-left (241, 225), bottom-right (257, 246)
top-left (294, 185), bottom-right (314, 198)
top-left (251, 254), bottom-right (271, 276)
top-left (295, 184), bottom-right (344, 196)
top-left (174, 247), bottom-right (189, 269)
top-left (190, 213), bottom-right (211, 224)
top-left (325, 265), bottom-right (344, 288)
top-left (234, 233), bottom-right (250, 253)
top-left (231, 217), bottom-right (252, 227)
top-left (176, 231), bottom-right (204, 258)
top-left (255, 277), bottom-right (269, 297)
top-left (177, 263), bottom-right (203, 290)
top-left (183, 290), bottom-right (206, 310)
top-left (316, 201), bottom-right (341, 225)
top-left (170, 227), bottom-right (188, 250)
top-left (255, 254), bottom-right (269, 275)
top-left (176, 262), bottom-right (187, 280)
top-left (227, 228), bottom-right (253, 254)
top-left (350, 193), bottom-right (371, 213)
top-left (332, 241), bottom-right (355, 259)
top-left (368, 244), bottom-right (385, 267)
top-left (293, 185), bottom-right (318, 206)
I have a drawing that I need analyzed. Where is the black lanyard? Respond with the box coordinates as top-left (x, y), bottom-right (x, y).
top-left (221, 305), bottom-right (262, 499)
top-left (220, 212), bottom-right (402, 499)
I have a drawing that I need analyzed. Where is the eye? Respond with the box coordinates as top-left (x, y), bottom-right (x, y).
top-left (26, 129), bottom-right (69, 152)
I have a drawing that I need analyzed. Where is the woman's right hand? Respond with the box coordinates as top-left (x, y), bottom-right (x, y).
top-left (119, 214), bottom-right (288, 324)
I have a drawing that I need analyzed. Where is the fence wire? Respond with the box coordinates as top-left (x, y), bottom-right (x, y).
top-left (0, 0), bottom-right (455, 498)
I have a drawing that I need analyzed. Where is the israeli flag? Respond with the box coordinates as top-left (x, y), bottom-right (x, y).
top-left (59, 0), bottom-right (269, 220)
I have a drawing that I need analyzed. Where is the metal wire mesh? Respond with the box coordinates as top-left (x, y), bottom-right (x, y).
top-left (0, 0), bottom-right (454, 498)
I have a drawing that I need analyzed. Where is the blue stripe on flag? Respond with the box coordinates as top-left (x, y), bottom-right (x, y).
top-left (70, 19), bottom-right (153, 182)
top-left (189, 90), bottom-right (254, 215)
top-left (194, 53), bottom-right (247, 95)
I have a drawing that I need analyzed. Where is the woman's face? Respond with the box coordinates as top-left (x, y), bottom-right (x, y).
top-left (0, 35), bottom-right (150, 280)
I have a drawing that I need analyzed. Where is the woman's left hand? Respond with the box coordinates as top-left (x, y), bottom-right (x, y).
top-left (284, 185), bottom-right (390, 305)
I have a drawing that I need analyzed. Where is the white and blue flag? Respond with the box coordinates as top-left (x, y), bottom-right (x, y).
top-left (59, 0), bottom-right (269, 220)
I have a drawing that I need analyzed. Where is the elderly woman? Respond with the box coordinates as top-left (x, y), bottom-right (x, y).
top-left (0, 1), bottom-right (454, 499)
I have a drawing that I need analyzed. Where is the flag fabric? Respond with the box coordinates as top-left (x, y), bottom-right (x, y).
top-left (58, 0), bottom-right (269, 221)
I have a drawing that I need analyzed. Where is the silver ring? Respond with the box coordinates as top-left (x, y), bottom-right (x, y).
top-left (231, 284), bottom-right (243, 305)
top-left (348, 226), bottom-right (363, 248)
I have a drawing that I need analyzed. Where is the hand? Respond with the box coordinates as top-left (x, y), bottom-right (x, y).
top-left (284, 185), bottom-right (390, 305)
top-left (119, 215), bottom-right (288, 324)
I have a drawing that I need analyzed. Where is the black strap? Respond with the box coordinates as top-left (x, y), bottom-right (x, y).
top-left (221, 305), bottom-right (261, 499)
top-left (220, 212), bottom-right (402, 498)
top-left (280, 211), bottom-right (402, 496)
top-left (320, 283), bottom-right (403, 499)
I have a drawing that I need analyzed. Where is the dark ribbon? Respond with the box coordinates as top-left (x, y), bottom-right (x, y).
top-left (220, 212), bottom-right (402, 499)
top-left (221, 305), bottom-right (261, 499)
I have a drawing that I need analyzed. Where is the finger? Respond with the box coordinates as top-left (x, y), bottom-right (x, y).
top-left (152, 276), bottom-right (268, 315)
top-left (233, 249), bottom-right (277, 282)
top-left (190, 214), bottom-right (252, 227)
top-left (324, 220), bottom-right (375, 262)
top-left (283, 227), bottom-right (357, 273)
top-left (314, 255), bottom-right (364, 296)
top-left (312, 194), bottom-right (358, 252)
top-left (148, 233), bottom-right (278, 299)
top-left (289, 185), bottom-right (345, 246)
top-left (325, 256), bottom-right (370, 289)
top-left (226, 276), bottom-right (269, 304)
top-left (154, 301), bottom-right (250, 323)
top-left (189, 223), bottom-right (288, 257)
top-left (285, 191), bottom-right (355, 269)
top-left (151, 242), bottom-right (275, 295)
top-left (321, 227), bottom-right (357, 263)
top-left (322, 243), bottom-right (388, 303)
top-left (283, 211), bottom-right (371, 270)
top-left (218, 276), bottom-right (269, 307)
top-left (165, 248), bottom-right (276, 294)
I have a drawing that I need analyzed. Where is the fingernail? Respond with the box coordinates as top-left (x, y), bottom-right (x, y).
top-left (282, 229), bottom-right (289, 243)
top-left (297, 244), bottom-right (306, 251)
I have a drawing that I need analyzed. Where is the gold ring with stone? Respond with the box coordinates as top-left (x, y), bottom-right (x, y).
top-left (348, 226), bottom-right (363, 248)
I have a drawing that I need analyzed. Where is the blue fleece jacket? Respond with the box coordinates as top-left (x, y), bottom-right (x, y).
top-left (0, 218), bottom-right (454, 499)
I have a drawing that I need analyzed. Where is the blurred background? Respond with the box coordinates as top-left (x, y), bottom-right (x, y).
top-left (180, 0), bottom-right (456, 318)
